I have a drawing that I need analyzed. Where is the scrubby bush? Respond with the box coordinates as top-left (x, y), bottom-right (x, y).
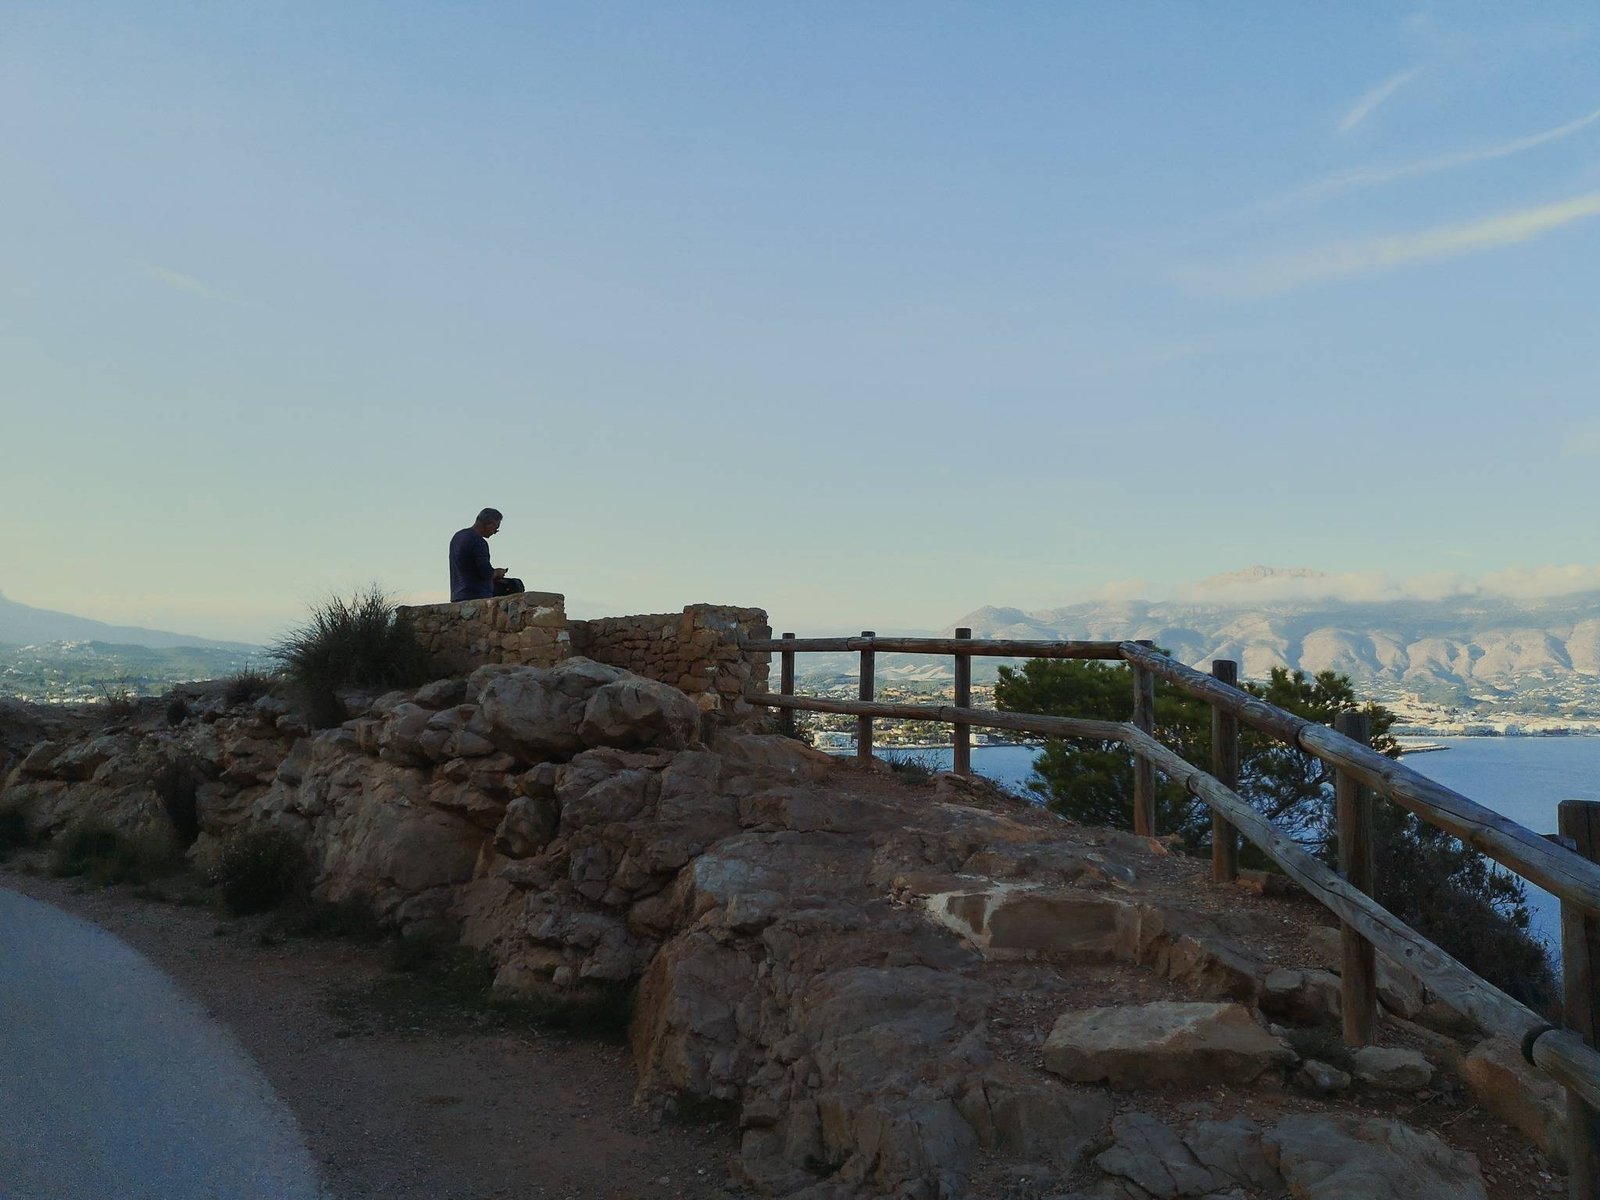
top-left (153, 757), bottom-right (203, 847)
top-left (774, 714), bottom-right (816, 747)
top-left (384, 944), bottom-right (634, 1038)
top-left (886, 749), bottom-right (943, 782)
top-left (0, 802), bottom-right (32, 861)
top-left (273, 894), bottom-right (384, 940)
top-left (223, 666), bottom-right (276, 708)
top-left (48, 820), bottom-right (184, 886)
top-left (96, 680), bottom-right (138, 718)
top-left (212, 827), bottom-right (308, 915)
top-left (272, 586), bottom-right (431, 726)
top-left (1372, 812), bottom-right (1558, 1013)
top-left (165, 695), bottom-right (190, 726)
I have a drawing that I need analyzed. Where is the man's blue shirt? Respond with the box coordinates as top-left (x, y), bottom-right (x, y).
top-left (449, 528), bottom-right (494, 601)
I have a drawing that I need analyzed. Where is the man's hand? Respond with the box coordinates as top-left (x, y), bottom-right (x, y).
top-left (494, 568), bottom-right (508, 579)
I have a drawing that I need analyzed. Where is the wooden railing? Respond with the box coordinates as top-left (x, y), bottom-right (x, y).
top-left (743, 631), bottom-right (1600, 1196)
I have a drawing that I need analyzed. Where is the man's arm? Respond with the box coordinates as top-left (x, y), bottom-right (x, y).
top-left (468, 534), bottom-right (494, 587)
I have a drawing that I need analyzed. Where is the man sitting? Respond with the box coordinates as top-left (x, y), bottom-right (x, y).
top-left (449, 507), bottom-right (524, 601)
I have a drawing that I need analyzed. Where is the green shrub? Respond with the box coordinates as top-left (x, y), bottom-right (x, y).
top-left (272, 586), bottom-right (431, 726)
top-left (212, 827), bottom-right (308, 915)
top-left (153, 757), bottom-right (203, 847)
top-left (48, 820), bottom-right (184, 886)
top-left (164, 695), bottom-right (190, 726)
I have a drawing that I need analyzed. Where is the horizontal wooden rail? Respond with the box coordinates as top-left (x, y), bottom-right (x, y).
top-left (1117, 723), bottom-right (1600, 1110)
top-left (754, 692), bottom-right (1126, 743)
top-left (744, 636), bottom-right (1124, 659)
top-left (1117, 640), bottom-right (1600, 918)
top-left (750, 635), bottom-right (1600, 1170)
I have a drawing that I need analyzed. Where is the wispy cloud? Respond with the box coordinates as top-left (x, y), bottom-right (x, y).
top-left (1280, 105), bottom-right (1600, 206)
top-left (142, 265), bottom-right (225, 300)
top-left (1337, 68), bottom-right (1422, 135)
top-left (1563, 422), bottom-right (1600, 457)
top-left (1183, 189), bottom-right (1600, 296)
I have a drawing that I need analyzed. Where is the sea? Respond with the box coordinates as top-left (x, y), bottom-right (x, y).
top-left (874, 737), bottom-right (1600, 967)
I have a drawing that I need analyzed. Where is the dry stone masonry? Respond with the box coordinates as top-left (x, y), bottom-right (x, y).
top-left (398, 595), bottom-right (770, 714)
top-left (402, 592), bottom-right (571, 675)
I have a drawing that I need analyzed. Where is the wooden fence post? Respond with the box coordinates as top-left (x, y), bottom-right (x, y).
top-left (857, 631), bottom-right (876, 763)
top-left (1210, 659), bottom-right (1240, 883)
top-left (778, 633), bottom-right (796, 737)
top-left (1559, 799), bottom-right (1600, 1200)
top-left (1335, 710), bottom-right (1377, 1046)
top-left (1131, 640), bottom-right (1156, 837)
top-left (953, 628), bottom-right (972, 777)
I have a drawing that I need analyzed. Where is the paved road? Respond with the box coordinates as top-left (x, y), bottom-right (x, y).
top-left (0, 887), bottom-right (327, 1199)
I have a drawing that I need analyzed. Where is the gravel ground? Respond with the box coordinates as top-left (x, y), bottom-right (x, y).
top-left (1, 861), bottom-right (742, 1200)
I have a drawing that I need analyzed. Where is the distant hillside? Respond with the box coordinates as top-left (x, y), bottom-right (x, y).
top-left (0, 640), bottom-right (265, 702)
top-left (940, 570), bottom-right (1600, 708)
top-left (0, 591), bottom-right (260, 652)
top-left (790, 569), bottom-right (1600, 711)
top-left (947, 592), bottom-right (1600, 693)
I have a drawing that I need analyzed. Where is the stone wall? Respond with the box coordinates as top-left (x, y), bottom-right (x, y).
top-left (570, 604), bottom-right (771, 710)
top-left (400, 592), bottom-right (571, 676)
top-left (398, 596), bottom-right (770, 711)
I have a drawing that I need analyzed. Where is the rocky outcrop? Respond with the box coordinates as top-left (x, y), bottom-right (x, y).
top-left (0, 697), bottom-right (85, 781)
top-left (1, 687), bottom-right (304, 841)
top-left (1088, 1111), bottom-right (1487, 1200)
top-left (1, 661), bottom-right (1508, 1199)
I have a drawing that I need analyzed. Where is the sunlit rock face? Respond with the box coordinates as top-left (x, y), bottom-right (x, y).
top-left (3, 658), bottom-right (1500, 1199)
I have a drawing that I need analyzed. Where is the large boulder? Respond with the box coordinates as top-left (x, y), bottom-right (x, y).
top-left (476, 658), bottom-right (626, 759)
top-left (578, 676), bottom-right (701, 751)
top-left (1044, 1001), bottom-right (1294, 1089)
top-left (1460, 1036), bottom-right (1566, 1163)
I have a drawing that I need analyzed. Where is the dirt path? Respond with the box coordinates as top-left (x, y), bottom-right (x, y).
top-left (1, 865), bottom-right (742, 1200)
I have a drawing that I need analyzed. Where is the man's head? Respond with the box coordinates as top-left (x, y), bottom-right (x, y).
top-left (473, 507), bottom-right (503, 537)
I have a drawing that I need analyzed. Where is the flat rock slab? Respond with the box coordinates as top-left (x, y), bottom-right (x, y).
top-left (925, 885), bottom-right (1137, 961)
top-left (1351, 1045), bottom-right (1434, 1091)
top-left (1044, 1001), bottom-right (1293, 1089)
top-left (1265, 1114), bottom-right (1487, 1200)
top-left (1088, 1110), bottom-right (1488, 1200)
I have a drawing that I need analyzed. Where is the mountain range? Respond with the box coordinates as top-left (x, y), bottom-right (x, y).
top-left (943, 570), bottom-right (1600, 704)
top-left (0, 592), bottom-right (259, 652)
top-left (789, 569), bottom-right (1600, 714)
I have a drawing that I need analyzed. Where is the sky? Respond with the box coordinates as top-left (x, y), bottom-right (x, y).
top-left (3, 2), bottom-right (1599, 644)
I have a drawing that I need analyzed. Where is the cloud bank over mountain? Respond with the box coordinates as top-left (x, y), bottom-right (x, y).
top-left (1165, 564), bottom-right (1600, 607)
